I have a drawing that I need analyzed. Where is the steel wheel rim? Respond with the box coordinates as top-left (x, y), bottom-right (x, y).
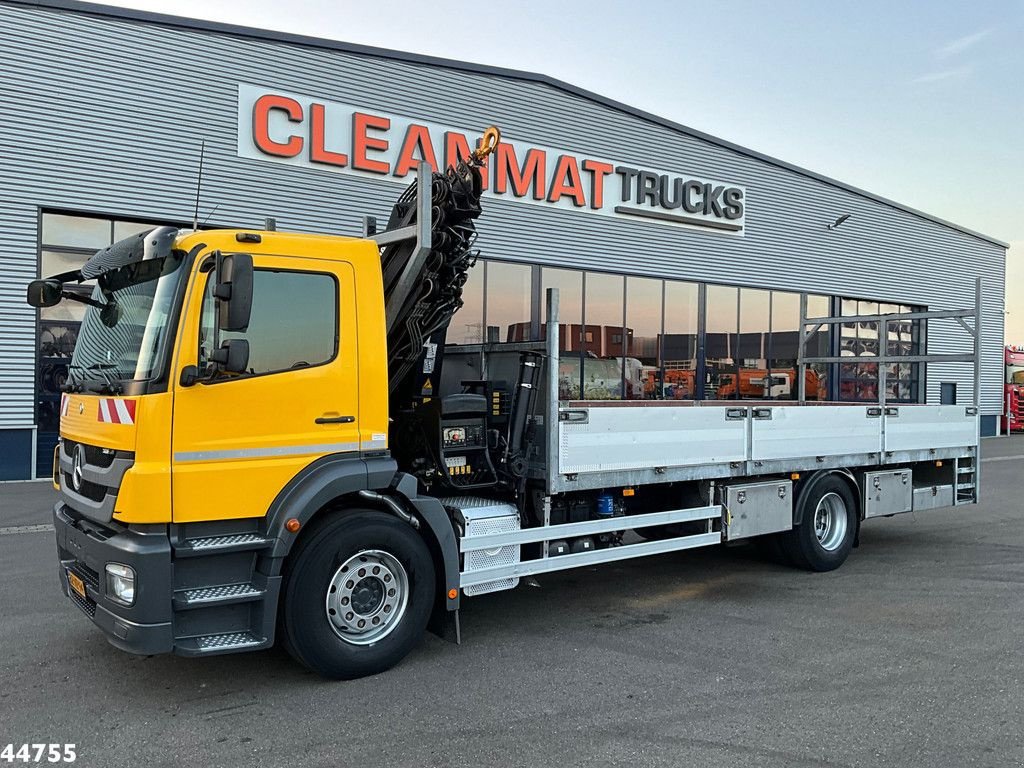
top-left (813, 492), bottom-right (848, 551)
top-left (325, 550), bottom-right (409, 646)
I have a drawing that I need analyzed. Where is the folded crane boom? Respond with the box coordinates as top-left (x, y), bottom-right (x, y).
top-left (374, 128), bottom-right (499, 411)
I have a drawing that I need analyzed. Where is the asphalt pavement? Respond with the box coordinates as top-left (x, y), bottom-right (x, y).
top-left (1, 437), bottom-right (1023, 768)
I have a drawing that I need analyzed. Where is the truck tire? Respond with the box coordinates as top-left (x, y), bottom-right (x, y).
top-left (780, 475), bottom-right (857, 572)
top-left (280, 509), bottom-right (435, 679)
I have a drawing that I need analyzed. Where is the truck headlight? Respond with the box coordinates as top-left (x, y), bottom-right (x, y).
top-left (105, 563), bottom-right (136, 606)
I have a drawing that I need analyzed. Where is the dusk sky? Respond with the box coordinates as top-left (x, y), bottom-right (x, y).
top-left (107, 0), bottom-right (1023, 339)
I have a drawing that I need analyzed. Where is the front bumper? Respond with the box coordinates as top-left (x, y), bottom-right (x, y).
top-left (54, 502), bottom-right (174, 655)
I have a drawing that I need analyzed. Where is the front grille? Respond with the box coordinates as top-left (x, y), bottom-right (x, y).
top-left (62, 438), bottom-right (122, 469)
top-left (59, 439), bottom-right (135, 521)
top-left (63, 471), bottom-right (108, 503)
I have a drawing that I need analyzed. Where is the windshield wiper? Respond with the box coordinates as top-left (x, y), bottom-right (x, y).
top-left (65, 363), bottom-right (124, 395)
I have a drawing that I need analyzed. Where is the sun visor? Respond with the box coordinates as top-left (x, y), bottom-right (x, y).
top-left (80, 226), bottom-right (179, 281)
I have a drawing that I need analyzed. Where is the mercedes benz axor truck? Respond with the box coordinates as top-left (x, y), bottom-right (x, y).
top-left (27, 128), bottom-right (984, 679)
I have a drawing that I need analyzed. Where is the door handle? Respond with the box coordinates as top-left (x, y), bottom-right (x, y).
top-left (315, 415), bottom-right (355, 424)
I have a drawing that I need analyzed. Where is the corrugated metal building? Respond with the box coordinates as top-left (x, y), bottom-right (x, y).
top-left (0, 0), bottom-right (1007, 480)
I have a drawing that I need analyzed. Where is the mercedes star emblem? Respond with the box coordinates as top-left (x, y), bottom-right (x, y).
top-left (71, 444), bottom-right (85, 493)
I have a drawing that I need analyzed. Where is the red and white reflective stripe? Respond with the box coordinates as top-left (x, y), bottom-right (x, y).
top-left (97, 398), bottom-right (137, 425)
top-left (60, 394), bottom-right (69, 418)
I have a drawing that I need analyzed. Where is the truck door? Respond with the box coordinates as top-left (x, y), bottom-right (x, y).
top-left (171, 252), bottom-right (360, 523)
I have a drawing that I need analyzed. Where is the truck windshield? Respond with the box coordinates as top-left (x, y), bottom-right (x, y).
top-left (1009, 366), bottom-right (1024, 386)
top-left (68, 251), bottom-right (186, 392)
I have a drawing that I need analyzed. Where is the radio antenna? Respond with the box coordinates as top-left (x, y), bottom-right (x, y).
top-left (192, 139), bottom-right (206, 232)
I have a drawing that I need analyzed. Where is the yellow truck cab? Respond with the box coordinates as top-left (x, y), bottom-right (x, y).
top-left (33, 158), bottom-right (482, 679)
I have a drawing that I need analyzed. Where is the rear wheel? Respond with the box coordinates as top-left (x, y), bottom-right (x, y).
top-left (281, 509), bottom-right (435, 679)
top-left (780, 475), bottom-right (857, 571)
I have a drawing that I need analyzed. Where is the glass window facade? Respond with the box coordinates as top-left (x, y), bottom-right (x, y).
top-left (735, 288), bottom-right (770, 399)
top-left (625, 277), bottom-right (662, 400)
top-left (448, 261), bottom-right (484, 345)
top-left (449, 259), bottom-right (924, 406)
top-left (839, 298), bottom-right (921, 402)
top-left (540, 268), bottom-right (584, 400)
top-left (803, 294), bottom-right (832, 400)
top-left (484, 261), bottom-right (531, 343)
top-left (662, 281), bottom-right (698, 400)
top-left (705, 285), bottom-right (738, 399)
top-left (582, 272), bottom-right (625, 400)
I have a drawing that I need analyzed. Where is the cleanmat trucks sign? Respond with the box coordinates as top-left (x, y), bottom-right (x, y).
top-left (237, 84), bottom-right (746, 235)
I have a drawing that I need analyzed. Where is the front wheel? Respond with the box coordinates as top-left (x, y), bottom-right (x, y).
top-left (780, 476), bottom-right (857, 572)
top-left (280, 509), bottom-right (435, 679)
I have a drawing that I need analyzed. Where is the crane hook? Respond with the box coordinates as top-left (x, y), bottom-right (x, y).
top-left (472, 125), bottom-right (501, 162)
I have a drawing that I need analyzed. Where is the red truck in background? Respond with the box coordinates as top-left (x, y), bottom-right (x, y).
top-left (1005, 345), bottom-right (1024, 433)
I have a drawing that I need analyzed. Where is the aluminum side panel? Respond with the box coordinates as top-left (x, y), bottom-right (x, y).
top-left (750, 406), bottom-right (881, 460)
top-left (558, 406), bottom-right (746, 475)
top-left (884, 406), bottom-right (978, 452)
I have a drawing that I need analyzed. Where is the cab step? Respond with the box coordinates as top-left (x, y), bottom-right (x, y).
top-left (173, 581), bottom-right (266, 610)
top-left (173, 533), bottom-right (272, 558)
top-left (176, 631), bottom-right (269, 656)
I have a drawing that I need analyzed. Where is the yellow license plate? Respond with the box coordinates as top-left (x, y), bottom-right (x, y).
top-left (68, 570), bottom-right (86, 599)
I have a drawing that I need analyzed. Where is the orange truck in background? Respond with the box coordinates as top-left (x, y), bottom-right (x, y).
top-left (718, 368), bottom-right (825, 400)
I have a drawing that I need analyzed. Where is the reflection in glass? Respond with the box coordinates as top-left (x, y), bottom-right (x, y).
top-left (542, 268), bottom-right (584, 400)
top-left (733, 288), bottom-right (770, 399)
top-left (705, 285), bottom-right (738, 399)
top-left (625, 277), bottom-right (662, 400)
top-left (881, 302), bottom-right (920, 402)
top-left (486, 262), bottom-right (532, 343)
top-left (661, 281), bottom-right (698, 400)
top-left (801, 294), bottom-right (831, 400)
top-left (40, 251), bottom-right (93, 321)
top-left (41, 213), bottom-right (111, 249)
top-left (582, 272), bottom-right (624, 400)
top-left (212, 271), bottom-right (337, 374)
top-left (449, 261), bottom-right (484, 344)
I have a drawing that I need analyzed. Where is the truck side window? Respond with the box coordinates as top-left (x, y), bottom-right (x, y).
top-left (199, 267), bottom-right (338, 376)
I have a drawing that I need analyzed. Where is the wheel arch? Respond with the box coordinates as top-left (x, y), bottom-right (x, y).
top-left (265, 455), bottom-right (460, 613)
top-left (265, 453), bottom-right (397, 557)
top-left (793, 468), bottom-right (862, 525)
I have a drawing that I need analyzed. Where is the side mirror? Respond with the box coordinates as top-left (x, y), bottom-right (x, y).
top-left (209, 339), bottom-right (250, 374)
top-left (99, 301), bottom-right (121, 328)
top-left (26, 279), bottom-right (63, 308)
top-left (215, 253), bottom-right (253, 332)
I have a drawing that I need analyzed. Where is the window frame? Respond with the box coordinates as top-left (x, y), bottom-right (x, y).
top-left (197, 263), bottom-right (341, 384)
